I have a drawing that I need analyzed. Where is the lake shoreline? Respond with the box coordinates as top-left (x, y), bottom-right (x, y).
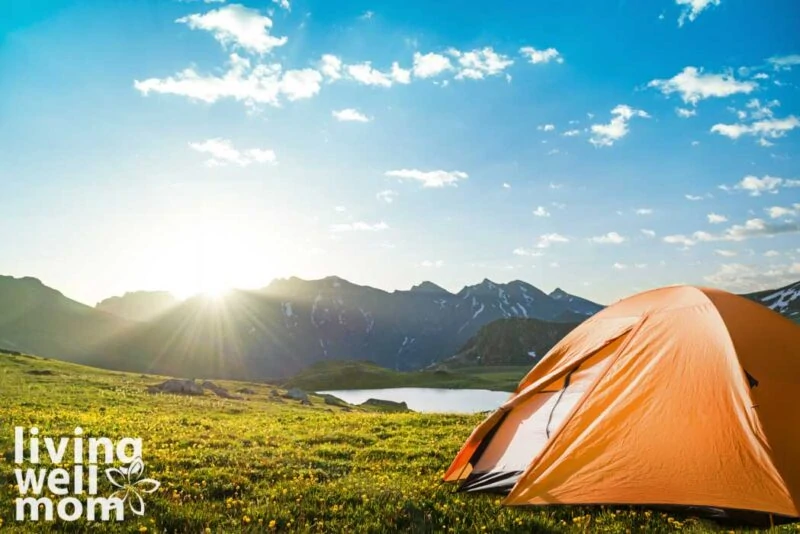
top-left (318, 387), bottom-right (512, 414)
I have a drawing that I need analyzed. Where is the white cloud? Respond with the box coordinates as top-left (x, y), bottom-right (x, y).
top-left (176, 4), bottom-right (287, 55)
top-left (537, 124), bottom-right (555, 132)
top-left (551, 202), bottom-right (566, 209)
top-left (612, 262), bottom-right (628, 270)
top-left (663, 218), bottom-right (800, 246)
top-left (390, 62), bottom-right (412, 84)
top-left (746, 98), bottom-right (780, 120)
top-left (732, 175), bottom-right (800, 196)
top-left (532, 206), bottom-right (550, 217)
top-left (676, 0), bottom-right (721, 26)
top-left (562, 129), bottom-right (581, 137)
top-left (519, 47), bottom-right (563, 64)
top-left (704, 262), bottom-right (800, 292)
top-left (764, 250), bottom-right (781, 257)
top-left (676, 107), bottom-right (697, 118)
top-left (767, 54), bottom-right (800, 71)
top-left (359, 10), bottom-right (375, 20)
top-left (663, 234), bottom-right (697, 247)
top-left (711, 115), bottom-right (800, 143)
top-left (589, 105), bottom-right (650, 147)
top-left (502, 182), bottom-right (511, 189)
top-left (332, 108), bottom-right (370, 122)
top-left (512, 248), bottom-right (544, 257)
top-left (385, 169), bottom-right (468, 188)
top-left (334, 206), bottom-right (347, 212)
top-left (648, 67), bottom-right (756, 105)
top-left (346, 62), bottom-right (393, 87)
top-left (272, 0), bottom-right (290, 11)
top-left (412, 52), bottom-right (452, 78)
top-left (753, 72), bottom-right (770, 80)
top-left (685, 194), bottom-right (703, 200)
top-left (330, 221), bottom-right (389, 232)
top-left (715, 249), bottom-right (737, 257)
top-left (421, 260), bottom-right (444, 268)
top-left (549, 182), bottom-right (563, 189)
top-left (189, 138), bottom-right (276, 166)
top-left (767, 205), bottom-right (799, 219)
top-left (707, 213), bottom-right (728, 224)
top-left (376, 190), bottom-right (398, 204)
top-left (691, 140), bottom-right (700, 146)
top-left (320, 54), bottom-right (342, 80)
top-left (449, 47), bottom-right (513, 80)
top-left (134, 54), bottom-right (321, 107)
top-left (641, 229), bottom-right (656, 238)
top-left (280, 69), bottom-right (324, 100)
top-left (635, 208), bottom-right (653, 215)
top-left (591, 232), bottom-right (627, 244)
top-left (536, 233), bottom-right (569, 248)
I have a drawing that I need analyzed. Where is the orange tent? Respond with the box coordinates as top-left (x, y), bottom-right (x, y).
top-left (445, 285), bottom-right (800, 520)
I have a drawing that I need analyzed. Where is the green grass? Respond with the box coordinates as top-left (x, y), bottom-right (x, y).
top-left (283, 360), bottom-right (530, 392)
top-left (0, 352), bottom-right (795, 533)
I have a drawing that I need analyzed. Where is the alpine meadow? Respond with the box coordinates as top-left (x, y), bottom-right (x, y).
top-left (2, 0), bottom-right (800, 532)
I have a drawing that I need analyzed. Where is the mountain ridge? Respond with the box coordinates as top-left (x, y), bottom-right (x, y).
top-left (1, 274), bottom-right (797, 380)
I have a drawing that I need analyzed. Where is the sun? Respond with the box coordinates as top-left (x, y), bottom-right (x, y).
top-left (199, 280), bottom-right (231, 300)
top-left (148, 216), bottom-right (282, 300)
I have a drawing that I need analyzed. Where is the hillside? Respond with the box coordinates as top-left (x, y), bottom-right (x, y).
top-left (284, 360), bottom-right (527, 391)
top-left (744, 281), bottom-right (800, 323)
top-left (440, 317), bottom-right (579, 367)
top-left (0, 275), bottom-right (130, 362)
top-left (549, 287), bottom-right (604, 316)
top-left (96, 290), bottom-right (179, 321)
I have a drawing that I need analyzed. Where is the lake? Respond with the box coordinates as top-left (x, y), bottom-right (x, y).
top-left (318, 387), bottom-right (512, 414)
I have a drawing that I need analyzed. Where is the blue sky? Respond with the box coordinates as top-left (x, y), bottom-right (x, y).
top-left (1, 0), bottom-right (799, 305)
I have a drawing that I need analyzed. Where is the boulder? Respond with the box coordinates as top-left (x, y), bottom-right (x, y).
top-left (201, 381), bottom-right (242, 400)
top-left (147, 379), bottom-right (204, 396)
top-left (237, 388), bottom-right (257, 395)
top-left (283, 388), bottom-right (309, 402)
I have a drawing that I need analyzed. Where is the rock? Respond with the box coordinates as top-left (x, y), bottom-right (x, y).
top-left (270, 389), bottom-right (281, 397)
top-left (26, 369), bottom-right (55, 376)
top-left (237, 388), bottom-right (257, 395)
top-left (146, 379), bottom-right (204, 396)
top-left (300, 399), bottom-right (312, 406)
top-left (283, 388), bottom-right (309, 402)
top-left (201, 381), bottom-right (242, 400)
top-left (359, 398), bottom-right (410, 412)
top-left (320, 394), bottom-right (349, 408)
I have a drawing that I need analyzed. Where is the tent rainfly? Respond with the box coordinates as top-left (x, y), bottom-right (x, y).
top-left (444, 285), bottom-right (800, 523)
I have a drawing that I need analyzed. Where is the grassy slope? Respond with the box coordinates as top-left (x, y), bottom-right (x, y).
top-left (0, 352), bottom-right (789, 533)
top-left (283, 360), bottom-right (530, 392)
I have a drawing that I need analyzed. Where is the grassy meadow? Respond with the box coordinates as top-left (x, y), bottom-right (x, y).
top-left (0, 351), bottom-right (796, 533)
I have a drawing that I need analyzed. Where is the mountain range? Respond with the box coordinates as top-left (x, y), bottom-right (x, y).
top-left (0, 274), bottom-right (797, 380)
